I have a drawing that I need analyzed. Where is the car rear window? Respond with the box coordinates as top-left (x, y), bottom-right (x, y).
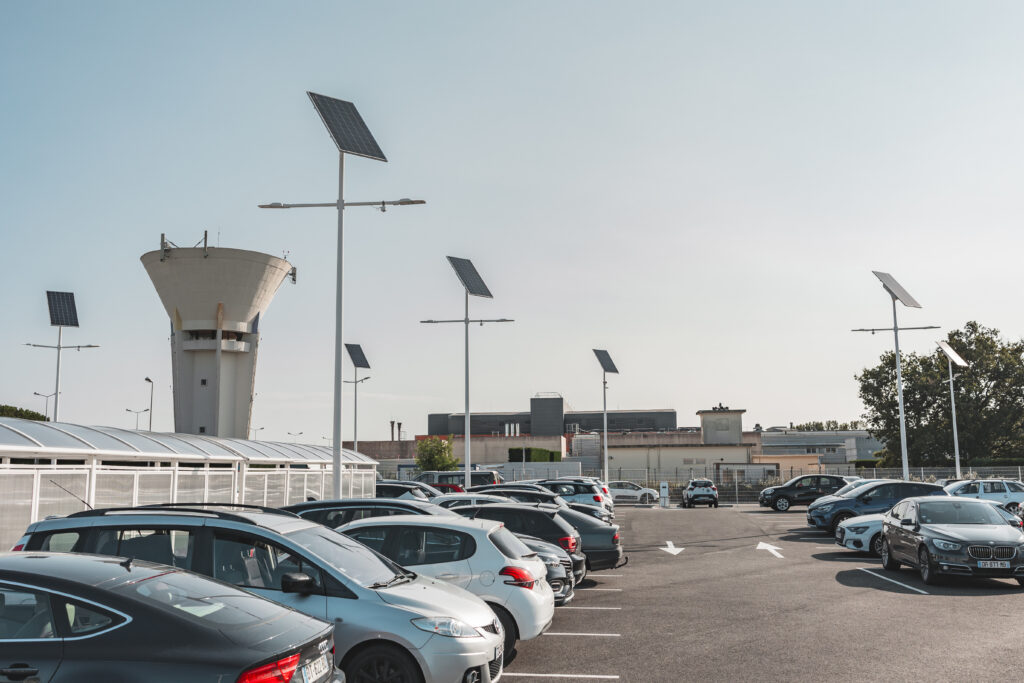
top-left (489, 527), bottom-right (534, 559)
top-left (556, 508), bottom-right (604, 530)
top-left (118, 570), bottom-right (284, 627)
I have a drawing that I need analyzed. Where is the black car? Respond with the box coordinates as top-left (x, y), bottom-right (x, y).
top-left (758, 475), bottom-right (851, 512)
top-left (516, 535), bottom-right (576, 606)
top-left (282, 497), bottom-right (458, 528)
top-left (881, 496), bottom-right (1024, 585)
top-left (374, 482), bottom-right (430, 500)
top-left (0, 552), bottom-right (340, 683)
top-left (452, 504), bottom-right (587, 582)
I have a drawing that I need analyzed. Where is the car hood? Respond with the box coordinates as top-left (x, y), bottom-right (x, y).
top-left (841, 513), bottom-right (885, 527)
top-left (926, 524), bottom-right (1024, 544)
top-left (808, 495), bottom-right (842, 510)
top-left (376, 575), bottom-right (494, 627)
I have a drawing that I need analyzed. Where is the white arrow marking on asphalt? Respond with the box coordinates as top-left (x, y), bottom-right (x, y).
top-left (756, 541), bottom-right (784, 559)
top-left (660, 541), bottom-right (684, 555)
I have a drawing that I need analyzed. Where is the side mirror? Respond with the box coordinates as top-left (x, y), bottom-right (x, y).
top-left (900, 518), bottom-right (916, 527)
top-left (281, 572), bottom-right (317, 595)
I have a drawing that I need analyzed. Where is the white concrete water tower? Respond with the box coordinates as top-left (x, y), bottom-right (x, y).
top-left (141, 235), bottom-right (293, 438)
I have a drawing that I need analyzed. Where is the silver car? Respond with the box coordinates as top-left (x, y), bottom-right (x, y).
top-left (14, 505), bottom-right (506, 683)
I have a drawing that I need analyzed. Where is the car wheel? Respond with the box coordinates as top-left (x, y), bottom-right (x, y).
top-left (830, 513), bottom-right (853, 534)
top-left (713, 502), bottom-right (719, 508)
top-left (880, 538), bottom-right (900, 571)
top-left (345, 644), bottom-right (423, 683)
top-left (641, 493), bottom-right (654, 504)
top-left (773, 497), bottom-right (791, 512)
top-left (1016, 577), bottom-right (1024, 587)
top-left (1008, 502), bottom-right (1021, 515)
top-left (918, 546), bottom-right (937, 585)
top-left (870, 533), bottom-right (884, 557)
top-left (488, 603), bottom-right (518, 666)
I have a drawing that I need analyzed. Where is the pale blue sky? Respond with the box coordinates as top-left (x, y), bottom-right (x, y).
top-left (3, 2), bottom-right (1024, 441)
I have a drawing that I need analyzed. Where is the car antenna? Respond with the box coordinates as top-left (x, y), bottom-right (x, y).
top-left (49, 479), bottom-right (93, 510)
top-left (120, 557), bottom-right (133, 571)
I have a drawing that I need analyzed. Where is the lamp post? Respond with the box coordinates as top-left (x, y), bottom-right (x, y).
top-left (27, 291), bottom-right (98, 422)
top-left (421, 257), bottom-right (513, 490)
top-left (937, 341), bottom-right (969, 478)
top-left (126, 408), bottom-right (149, 430)
top-left (592, 350), bottom-right (619, 484)
top-left (33, 392), bottom-right (56, 419)
top-left (343, 344), bottom-right (372, 454)
top-left (144, 377), bottom-right (154, 431)
top-left (259, 92), bottom-right (424, 498)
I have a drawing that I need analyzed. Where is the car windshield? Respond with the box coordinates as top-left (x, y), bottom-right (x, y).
top-left (286, 526), bottom-right (400, 587)
top-left (918, 501), bottom-right (1006, 525)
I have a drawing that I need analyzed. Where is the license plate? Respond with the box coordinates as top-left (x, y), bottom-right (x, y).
top-left (978, 560), bottom-right (1010, 569)
top-left (302, 653), bottom-right (330, 683)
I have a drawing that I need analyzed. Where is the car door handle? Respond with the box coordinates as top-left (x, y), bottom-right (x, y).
top-left (2, 665), bottom-right (40, 679)
top-left (437, 573), bottom-right (458, 580)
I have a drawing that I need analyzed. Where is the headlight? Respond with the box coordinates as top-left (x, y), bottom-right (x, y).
top-left (847, 525), bottom-right (868, 534)
top-left (411, 617), bottom-right (481, 638)
top-left (817, 504), bottom-right (834, 513)
top-left (933, 539), bottom-right (961, 552)
top-left (763, 489), bottom-right (775, 496)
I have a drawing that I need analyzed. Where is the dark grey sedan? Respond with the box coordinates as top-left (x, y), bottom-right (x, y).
top-left (880, 496), bottom-right (1024, 585)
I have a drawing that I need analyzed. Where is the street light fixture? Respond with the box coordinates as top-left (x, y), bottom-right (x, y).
top-left (288, 431), bottom-right (304, 438)
top-left (33, 391), bottom-right (56, 418)
top-left (250, 427), bottom-right (264, 439)
top-left (592, 350), bottom-right (619, 484)
top-left (421, 257), bottom-right (513, 490)
top-left (126, 407), bottom-right (149, 430)
top-left (259, 92), bottom-right (424, 498)
top-left (26, 292), bottom-right (99, 421)
top-left (144, 377), bottom-right (154, 431)
top-left (343, 344), bottom-right (371, 454)
top-left (937, 341), bottom-right (969, 478)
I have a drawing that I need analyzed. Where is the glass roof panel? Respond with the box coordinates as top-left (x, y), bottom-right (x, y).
top-left (0, 419), bottom-right (92, 450)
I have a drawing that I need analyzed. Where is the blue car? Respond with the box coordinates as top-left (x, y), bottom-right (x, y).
top-left (806, 480), bottom-right (947, 532)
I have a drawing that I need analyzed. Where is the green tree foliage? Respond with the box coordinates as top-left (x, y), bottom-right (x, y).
top-left (0, 405), bottom-right (48, 421)
top-left (857, 322), bottom-right (1024, 467)
top-left (415, 436), bottom-right (459, 471)
top-left (791, 420), bottom-right (863, 431)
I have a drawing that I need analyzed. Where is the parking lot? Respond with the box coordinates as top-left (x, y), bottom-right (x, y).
top-left (505, 504), bottom-right (1024, 681)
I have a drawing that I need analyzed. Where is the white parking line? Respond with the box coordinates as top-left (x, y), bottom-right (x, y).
top-left (858, 567), bottom-right (929, 595)
top-left (557, 606), bottom-right (622, 610)
top-left (576, 588), bottom-right (622, 591)
top-left (503, 674), bottom-right (621, 679)
top-left (544, 632), bottom-right (621, 637)
top-left (595, 574), bottom-right (623, 577)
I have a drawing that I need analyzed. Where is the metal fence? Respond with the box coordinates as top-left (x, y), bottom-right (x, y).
top-left (0, 465), bottom-right (376, 550)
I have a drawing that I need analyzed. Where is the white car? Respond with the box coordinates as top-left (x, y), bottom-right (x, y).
top-left (834, 512), bottom-right (886, 555)
top-left (340, 514), bottom-right (554, 664)
top-left (944, 479), bottom-right (1024, 512)
top-left (433, 493), bottom-right (512, 509)
top-left (606, 480), bottom-right (659, 504)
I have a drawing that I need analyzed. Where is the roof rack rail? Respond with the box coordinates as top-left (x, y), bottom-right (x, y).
top-left (66, 506), bottom-right (256, 525)
top-left (139, 502), bottom-right (300, 518)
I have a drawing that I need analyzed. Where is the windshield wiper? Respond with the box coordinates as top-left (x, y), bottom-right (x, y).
top-left (368, 573), bottom-right (411, 589)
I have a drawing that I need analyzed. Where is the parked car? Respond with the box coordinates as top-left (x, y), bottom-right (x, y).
top-left (378, 480), bottom-right (445, 499)
top-left (373, 482), bottom-right (429, 500)
top-left (340, 514), bottom-right (554, 664)
top-left (550, 506), bottom-right (626, 571)
top-left (516, 535), bottom-right (575, 606)
top-left (880, 496), bottom-right (1024, 585)
top-left (0, 551), bottom-right (342, 683)
top-left (807, 481), bottom-right (947, 532)
top-left (681, 479), bottom-right (719, 508)
top-left (758, 475), bottom-right (850, 512)
top-left (468, 483), bottom-right (550, 494)
top-left (835, 512), bottom-right (887, 555)
top-left (433, 493), bottom-right (514, 509)
top-left (281, 497), bottom-right (459, 528)
top-left (944, 479), bottom-right (1024, 513)
top-left (536, 480), bottom-right (614, 515)
top-left (449, 504), bottom-right (587, 583)
top-left (416, 470), bottom-right (505, 491)
top-left (606, 480), bottom-right (659, 504)
top-left (484, 487), bottom-right (570, 508)
top-left (557, 477), bottom-right (615, 504)
top-left (14, 504), bottom-right (506, 683)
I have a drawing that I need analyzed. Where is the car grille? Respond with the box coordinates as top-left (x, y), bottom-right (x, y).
top-left (481, 621), bottom-right (500, 634)
top-left (967, 546), bottom-right (1015, 560)
top-left (489, 655), bottom-right (503, 680)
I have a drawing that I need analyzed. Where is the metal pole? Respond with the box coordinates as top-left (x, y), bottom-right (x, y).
top-left (353, 368), bottom-right (359, 454)
top-left (602, 370), bottom-right (608, 483)
top-left (464, 290), bottom-right (471, 491)
top-left (148, 381), bottom-right (154, 431)
top-left (332, 153), bottom-right (345, 498)
top-left (53, 327), bottom-right (63, 422)
top-left (948, 357), bottom-right (962, 478)
top-left (892, 296), bottom-right (910, 480)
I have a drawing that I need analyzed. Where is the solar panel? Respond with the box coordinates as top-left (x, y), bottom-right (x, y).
top-left (345, 343), bottom-right (371, 370)
top-left (447, 257), bottom-right (493, 298)
top-left (307, 92), bottom-right (387, 162)
top-left (872, 271), bottom-right (921, 308)
top-left (937, 341), bottom-right (969, 367)
top-left (46, 291), bottom-right (79, 327)
top-left (593, 349), bottom-right (618, 374)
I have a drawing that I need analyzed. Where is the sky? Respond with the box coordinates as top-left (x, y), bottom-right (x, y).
top-left (3, 2), bottom-right (1024, 443)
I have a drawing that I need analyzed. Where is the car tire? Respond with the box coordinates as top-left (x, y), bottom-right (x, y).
top-left (880, 538), bottom-right (900, 571)
top-left (830, 513), bottom-right (853, 534)
top-left (773, 497), bottom-right (791, 512)
top-left (870, 533), bottom-right (884, 557)
top-left (345, 644), bottom-right (423, 683)
top-left (1008, 502), bottom-right (1021, 515)
top-left (713, 502), bottom-right (719, 508)
top-left (918, 546), bottom-right (938, 585)
top-left (641, 493), bottom-right (654, 504)
top-left (1016, 577), bottom-right (1024, 587)
top-left (488, 603), bottom-right (518, 665)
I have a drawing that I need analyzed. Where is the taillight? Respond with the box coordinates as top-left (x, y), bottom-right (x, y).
top-left (593, 495), bottom-right (603, 502)
top-left (10, 544), bottom-right (24, 552)
top-left (236, 653), bottom-right (300, 683)
top-left (602, 487), bottom-right (609, 494)
top-left (558, 536), bottom-right (578, 553)
top-left (612, 532), bottom-right (620, 544)
top-left (500, 566), bottom-right (536, 589)
top-left (711, 486), bottom-right (717, 491)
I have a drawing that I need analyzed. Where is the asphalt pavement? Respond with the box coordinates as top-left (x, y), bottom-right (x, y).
top-left (501, 503), bottom-right (1024, 682)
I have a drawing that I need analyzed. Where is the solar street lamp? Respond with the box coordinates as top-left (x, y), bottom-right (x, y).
top-left (421, 257), bottom-right (513, 490)
top-left (593, 350), bottom-right (619, 484)
top-left (344, 344), bottom-right (371, 454)
top-left (126, 407), bottom-right (149, 430)
top-left (259, 92), bottom-right (424, 498)
top-left (937, 341), bottom-right (969, 478)
top-left (144, 377), bottom-right (154, 431)
top-left (25, 292), bottom-right (99, 422)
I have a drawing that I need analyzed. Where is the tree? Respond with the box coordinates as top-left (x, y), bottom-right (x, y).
top-left (0, 405), bottom-right (48, 421)
top-left (791, 420), bottom-right (863, 431)
top-left (415, 436), bottom-right (459, 472)
top-left (857, 322), bottom-right (1024, 467)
